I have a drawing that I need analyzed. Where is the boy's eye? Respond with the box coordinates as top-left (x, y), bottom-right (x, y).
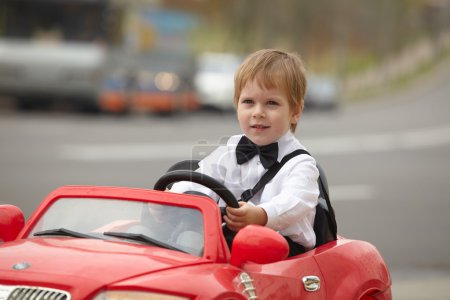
top-left (267, 100), bottom-right (279, 106)
top-left (241, 99), bottom-right (253, 104)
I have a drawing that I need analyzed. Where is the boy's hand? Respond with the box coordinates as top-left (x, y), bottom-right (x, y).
top-left (224, 202), bottom-right (268, 232)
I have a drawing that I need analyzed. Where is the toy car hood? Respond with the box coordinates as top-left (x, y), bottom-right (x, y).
top-left (0, 236), bottom-right (204, 292)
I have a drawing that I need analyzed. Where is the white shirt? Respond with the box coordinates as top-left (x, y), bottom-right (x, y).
top-left (170, 131), bottom-right (319, 249)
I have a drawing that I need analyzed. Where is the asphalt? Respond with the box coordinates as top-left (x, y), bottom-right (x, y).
top-left (391, 268), bottom-right (450, 299)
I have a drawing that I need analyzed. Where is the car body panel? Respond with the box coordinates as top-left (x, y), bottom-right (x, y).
top-left (314, 239), bottom-right (391, 299)
top-left (108, 264), bottom-right (246, 299)
top-left (0, 238), bottom-right (208, 299)
top-left (0, 185), bottom-right (391, 299)
top-left (244, 252), bottom-right (326, 299)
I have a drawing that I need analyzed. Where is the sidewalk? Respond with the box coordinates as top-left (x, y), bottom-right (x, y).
top-left (391, 268), bottom-right (450, 300)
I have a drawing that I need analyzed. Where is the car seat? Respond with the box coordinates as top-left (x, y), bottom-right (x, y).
top-left (166, 160), bottom-right (337, 248)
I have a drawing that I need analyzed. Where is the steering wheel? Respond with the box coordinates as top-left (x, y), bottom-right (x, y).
top-left (153, 170), bottom-right (240, 209)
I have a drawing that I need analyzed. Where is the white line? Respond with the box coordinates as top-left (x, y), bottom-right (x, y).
top-left (329, 184), bottom-right (375, 201)
top-left (58, 125), bottom-right (450, 161)
top-left (305, 124), bottom-right (450, 155)
top-left (59, 142), bottom-right (193, 161)
top-left (401, 125), bottom-right (450, 149)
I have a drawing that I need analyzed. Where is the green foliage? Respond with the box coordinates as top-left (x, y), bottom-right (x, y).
top-left (344, 54), bottom-right (378, 75)
top-left (164, 0), bottom-right (446, 75)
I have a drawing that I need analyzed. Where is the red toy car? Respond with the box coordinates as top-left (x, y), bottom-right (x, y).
top-left (0, 165), bottom-right (391, 300)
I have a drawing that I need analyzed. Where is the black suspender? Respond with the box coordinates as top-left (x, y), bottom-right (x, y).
top-left (239, 149), bottom-right (310, 202)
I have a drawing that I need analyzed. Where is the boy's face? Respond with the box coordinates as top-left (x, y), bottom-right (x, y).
top-left (236, 79), bottom-right (300, 146)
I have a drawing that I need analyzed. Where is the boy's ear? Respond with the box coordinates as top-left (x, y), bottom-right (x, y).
top-left (290, 101), bottom-right (303, 124)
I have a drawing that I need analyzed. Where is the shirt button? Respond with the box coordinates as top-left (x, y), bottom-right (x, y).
top-left (257, 161), bottom-right (261, 165)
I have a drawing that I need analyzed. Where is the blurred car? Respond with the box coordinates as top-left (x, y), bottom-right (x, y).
top-left (305, 74), bottom-right (342, 110)
top-left (98, 68), bottom-right (131, 114)
top-left (0, 0), bottom-right (117, 112)
top-left (0, 33), bottom-right (106, 112)
top-left (99, 51), bottom-right (199, 115)
top-left (194, 52), bottom-right (243, 111)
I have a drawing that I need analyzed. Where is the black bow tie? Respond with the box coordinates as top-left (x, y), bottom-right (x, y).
top-left (236, 136), bottom-right (279, 169)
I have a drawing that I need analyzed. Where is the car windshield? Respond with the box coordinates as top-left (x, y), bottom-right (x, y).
top-left (29, 197), bottom-right (204, 256)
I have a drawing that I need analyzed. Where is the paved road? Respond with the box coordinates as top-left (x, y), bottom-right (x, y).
top-left (1, 59), bottom-right (450, 299)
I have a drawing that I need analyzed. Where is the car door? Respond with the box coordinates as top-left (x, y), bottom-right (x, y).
top-left (241, 253), bottom-right (326, 300)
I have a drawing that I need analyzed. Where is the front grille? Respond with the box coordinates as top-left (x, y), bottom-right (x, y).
top-left (1, 286), bottom-right (71, 300)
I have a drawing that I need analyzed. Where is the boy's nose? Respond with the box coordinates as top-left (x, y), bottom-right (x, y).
top-left (252, 104), bottom-right (265, 118)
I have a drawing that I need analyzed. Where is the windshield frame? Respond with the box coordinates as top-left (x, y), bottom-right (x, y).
top-left (20, 186), bottom-right (224, 259)
top-left (28, 196), bottom-right (204, 256)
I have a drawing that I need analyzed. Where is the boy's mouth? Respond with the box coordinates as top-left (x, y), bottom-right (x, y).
top-left (251, 124), bottom-right (270, 129)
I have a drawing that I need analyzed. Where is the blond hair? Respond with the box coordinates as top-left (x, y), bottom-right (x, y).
top-left (234, 49), bottom-right (307, 132)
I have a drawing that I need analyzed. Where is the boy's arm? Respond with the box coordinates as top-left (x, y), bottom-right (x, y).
top-left (258, 158), bottom-right (319, 231)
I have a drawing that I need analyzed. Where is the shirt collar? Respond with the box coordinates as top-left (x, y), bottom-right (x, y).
top-left (276, 130), bottom-right (298, 161)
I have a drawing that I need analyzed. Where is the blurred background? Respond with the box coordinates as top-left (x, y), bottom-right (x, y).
top-left (1, 0), bottom-right (449, 112)
top-left (1, 0), bottom-right (450, 299)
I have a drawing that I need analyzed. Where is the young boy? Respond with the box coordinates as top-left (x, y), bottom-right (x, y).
top-left (170, 49), bottom-right (319, 256)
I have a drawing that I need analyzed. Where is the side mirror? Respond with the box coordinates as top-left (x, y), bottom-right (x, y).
top-left (0, 205), bottom-right (25, 242)
top-left (230, 225), bottom-right (289, 267)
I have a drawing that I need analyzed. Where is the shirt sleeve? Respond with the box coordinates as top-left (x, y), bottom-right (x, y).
top-left (169, 145), bottom-right (229, 201)
top-left (258, 155), bottom-right (320, 232)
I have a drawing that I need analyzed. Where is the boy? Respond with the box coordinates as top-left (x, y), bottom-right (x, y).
top-left (170, 49), bottom-right (319, 256)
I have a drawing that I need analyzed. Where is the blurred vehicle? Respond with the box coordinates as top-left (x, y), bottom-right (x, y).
top-left (194, 52), bottom-right (243, 111)
top-left (305, 74), bottom-right (342, 110)
top-left (100, 51), bottom-right (199, 115)
top-left (0, 0), bottom-right (198, 113)
top-left (0, 0), bottom-right (111, 111)
top-left (98, 68), bottom-right (130, 114)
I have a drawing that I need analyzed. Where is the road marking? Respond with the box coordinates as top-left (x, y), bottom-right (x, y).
top-left (305, 124), bottom-right (450, 155)
top-left (59, 142), bottom-right (193, 161)
top-left (59, 125), bottom-right (450, 161)
top-left (59, 143), bottom-right (377, 201)
top-left (329, 184), bottom-right (375, 201)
